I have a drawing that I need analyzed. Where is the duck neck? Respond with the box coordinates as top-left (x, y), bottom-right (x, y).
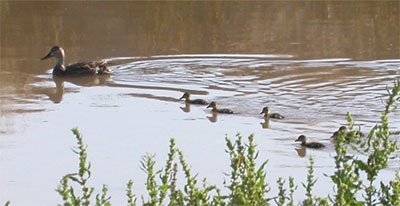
top-left (301, 140), bottom-right (306, 146)
top-left (55, 48), bottom-right (65, 69)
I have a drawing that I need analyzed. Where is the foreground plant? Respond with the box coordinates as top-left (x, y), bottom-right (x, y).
top-left (225, 134), bottom-right (270, 205)
top-left (55, 76), bottom-right (399, 206)
top-left (331, 77), bottom-right (400, 206)
top-left (56, 128), bottom-right (112, 206)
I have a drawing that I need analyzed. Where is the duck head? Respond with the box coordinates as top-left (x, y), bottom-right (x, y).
top-left (207, 101), bottom-right (217, 109)
top-left (41, 46), bottom-right (65, 65)
top-left (180, 92), bottom-right (189, 100)
top-left (260, 107), bottom-right (270, 115)
top-left (295, 135), bottom-right (306, 143)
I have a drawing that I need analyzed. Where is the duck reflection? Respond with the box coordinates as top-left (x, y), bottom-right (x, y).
top-left (48, 76), bottom-right (65, 103)
top-left (260, 117), bottom-right (270, 129)
top-left (38, 74), bottom-right (110, 104)
top-left (180, 102), bottom-right (191, 113)
top-left (207, 112), bottom-right (218, 123)
top-left (295, 147), bottom-right (306, 157)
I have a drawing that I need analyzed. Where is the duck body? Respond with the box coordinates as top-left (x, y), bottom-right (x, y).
top-left (260, 107), bottom-right (284, 119)
top-left (52, 61), bottom-right (109, 77)
top-left (295, 135), bottom-right (325, 149)
top-left (207, 102), bottom-right (234, 114)
top-left (41, 46), bottom-right (111, 77)
top-left (213, 108), bottom-right (234, 114)
top-left (180, 92), bottom-right (208, 105)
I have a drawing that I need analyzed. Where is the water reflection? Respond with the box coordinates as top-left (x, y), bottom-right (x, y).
top-left (207, 112), bottom-right (218, 123)
top-left (180, 102), bottom-right (191, 113)
top-left (31, 75), bottom-right (110, 104)
top-left (295, 147), bottom-right (307, 158)
top-left (260, 117), bottom-right (270, 129)
top-left (43, 77), bottom-right (65, 104)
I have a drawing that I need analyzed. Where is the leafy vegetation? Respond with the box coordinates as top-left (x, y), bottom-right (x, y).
top-left (52, 77), bottom-right (399, 205)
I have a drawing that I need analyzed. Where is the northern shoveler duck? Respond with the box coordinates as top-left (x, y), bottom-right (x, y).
top-left (41, 46), bottom-right (111, 77)
top-left (295, 135), bottom-right (325, 149)
top-left (179, 92), bottom-right (208, 105)
top-left (260, 107), bottom-right (284, 119)
top-left (207, 102), bottom-right (234, 114)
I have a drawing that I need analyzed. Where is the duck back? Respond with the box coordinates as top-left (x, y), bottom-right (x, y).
top-left (189, 99), bottom-right (208, 105)
top-left (55, 61), bottom-right (110, 77)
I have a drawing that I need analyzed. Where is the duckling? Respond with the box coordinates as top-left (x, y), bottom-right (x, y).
top-left (179, 92), bottom-right (208, 105)
top-left (330, 126), bottom-right (347, 139)
top-left (206, 102), bottom-right (234, 114)
top-left (295, 135), bottom-right (325, 149)
top-left (330, 126), bottom-right (364, 140)
top-left (41, 46), bottom-right (111, 77)
top-left (260, 107), bottom-right (284, 119)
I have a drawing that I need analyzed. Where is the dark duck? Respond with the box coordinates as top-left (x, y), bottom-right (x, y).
top-left (41, 46), bottom-right (111, 77)
top-left (260, 106), bottom-right (284, 119)
top-left (295, 135), bottom-right (325, 149)
top-left (207, 102), bottom-right (234, 114)
top-left (179, 92), bottom-right (208, 105)
top-left (330, 126), bottom-right (364, 140)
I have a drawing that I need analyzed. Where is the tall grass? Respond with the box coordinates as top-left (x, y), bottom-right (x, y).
top-left (54, 77), bottom-right (399, 205)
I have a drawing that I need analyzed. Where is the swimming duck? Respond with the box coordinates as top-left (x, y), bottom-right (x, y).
top-left (207, 102), bottom-right (234, 114)
top-left (260, 107), bottom-right (284, 119)
top-left (330, 126), bottom-right (347, 139)
top-left (41, 46), bottom-right (111, 77)
top-left (295, 135), bottom-right (325, 149)
top-left (179, 92), bottom-right (208, 105)
top-left (330, 126), bottom-right (364, 140)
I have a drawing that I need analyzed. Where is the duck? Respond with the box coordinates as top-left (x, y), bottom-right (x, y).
top-left (260, 107), bottom-right (284, 119)
top-left (295, 135), bottom-right (325, 149)
top-left (330, 126), bottom-right (364, 140)
top-left (179, 92), bottom-right (208, 105)
top-left (41, 46), bottom-right (111, 77)
top-left (330, 126), bottom-right (347, 139)
top-left (206, 102), bottom-right (234, 114)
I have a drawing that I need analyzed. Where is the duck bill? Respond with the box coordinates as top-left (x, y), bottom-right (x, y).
top-left (40, 51), bottom-right (53, 60)
top-left (179, 95), bottom-right (185, 100)
top-left (206, 105), bottom-right (212, 108)
top-left (260, 111), bottom-right (264, 114)
top-left (295, 139), bottom-right (300, 142)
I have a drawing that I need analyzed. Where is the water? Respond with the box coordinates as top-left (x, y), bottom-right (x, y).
top-left (1, 1), bottom-right (399, 205)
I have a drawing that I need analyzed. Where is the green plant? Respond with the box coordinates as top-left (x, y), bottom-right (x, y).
top-left (126, 180), bottom-right (136, 206)
top-left (225, 134), bottom-right (270, 206)
top-left (330, 113), bottom-right (363, 206)
top-left (56, 129), bottom-right (114, 206)
top-left (54, 76), bottom-right (399, 206)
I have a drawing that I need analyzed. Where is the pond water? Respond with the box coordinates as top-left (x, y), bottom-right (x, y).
top-left (1, 1), bottom-right (399, 205)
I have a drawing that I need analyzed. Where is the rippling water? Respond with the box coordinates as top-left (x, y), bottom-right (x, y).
top-left (2, 54), bottom-right (400, 205)
top-left (107, 55), bottom-right (400, 122)
top-left (1, 1), bottom-right (399, 205)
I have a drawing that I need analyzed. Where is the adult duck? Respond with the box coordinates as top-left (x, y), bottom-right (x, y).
top-left (41, 46), bottom-right (111, 77)
top-left (179, 92), bottom-right (208, 105)
top-left (295, 135), bottom-right (325, 149)
top-left (260, 107), bottom-right (284, 119)
top-left (207, 102), bottom-right (234, 114)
